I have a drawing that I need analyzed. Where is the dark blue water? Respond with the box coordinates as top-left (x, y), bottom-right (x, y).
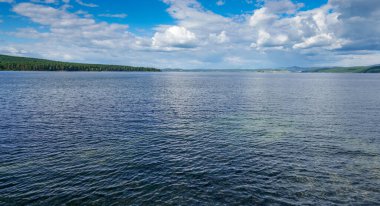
top-left (0, 72), bottom-right (380, 205)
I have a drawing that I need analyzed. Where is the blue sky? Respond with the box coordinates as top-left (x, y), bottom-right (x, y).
top-left (0, 0), bottom-right (379, 69)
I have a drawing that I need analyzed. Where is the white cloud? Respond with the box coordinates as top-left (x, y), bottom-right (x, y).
top-left (31, 0), bottom-right (59, 4)
top-left (11, 28), bottom-right (50, 39)
top-left (10, 3), bottom-right (138, 59)
top-left (264, 0), bottom-right (303, 14)
top-left (0, 0), bottom-right (13, 3)
top-left (216, 0), bottom-right (225, 6)
top-left (13, 3), bottom-right (96, 27)
top-left (75, 0), bottom-right (97, 7)
top-left (152, 26), bottom-right (197, 50)
top-left (253, 30), bottom-right (288, 48)
top-left (329, 0), bottom-right (380, 51)
top-left (163, 0), bottom-right (229, 31)
top-left (248, 1), bottom-right (344, 52)
top-left (209, 31), bottom-right (229, 44)
top-left (99, 13), bottom-right (128, 18)
top-left (293, 33), bottom-right (338, 49)
top-left (249, 8), bottom-right (276, 27)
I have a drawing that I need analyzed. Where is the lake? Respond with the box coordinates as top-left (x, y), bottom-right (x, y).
top-left (0, 72), bottom-right (379, 205)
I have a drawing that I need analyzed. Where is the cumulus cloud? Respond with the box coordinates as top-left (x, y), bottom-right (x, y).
top-left (293, 34), bottom-right (336, 49)
top-left (248, 0), bottom-right (344, 51)
top-left (209, 31), bottom-right (229, 44)
top-left (247, 0), bottom-right (380, 54)
top-left (329, 0), bottom-right (380, 51)
top-left (251, 30), bottom-right (288, 49)
top-left (264, 0), bottom-right (303, 14)
top-left (163, 0), bottom-right (229, 32)
top-left (152, 26), bottom-right (197, 50)
top-left (249, 8), bottom-right (276, 27)
top-left (156, 0), bottom-right (380, 66)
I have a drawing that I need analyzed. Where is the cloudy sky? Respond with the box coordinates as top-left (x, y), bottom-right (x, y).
top-left (0, 0), bottom-right (379, 69)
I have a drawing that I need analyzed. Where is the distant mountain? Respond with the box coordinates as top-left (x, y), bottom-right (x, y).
top-left (273, 65), bottom-right (380, 73)
top-left (162, 66), bottom-right (380, 73)
top-left (283, 66), bottom-right (306, 72)
top-left (0, 54), bottom-right (160, 72)
top-left (161, 68), bottom-right (291, 73)
top-left (304, 65), bottom-right (380, 73)
top-left (161, 68), bottom-right (186, 72)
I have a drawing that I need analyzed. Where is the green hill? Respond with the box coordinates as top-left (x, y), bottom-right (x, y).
top-left (306, 65), bottom-right (380, 73)
top-left (0, 54), bottom-right (160, 72)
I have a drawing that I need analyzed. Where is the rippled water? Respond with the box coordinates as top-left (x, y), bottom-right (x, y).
top-left (0, 72), bottom-right (380, 205)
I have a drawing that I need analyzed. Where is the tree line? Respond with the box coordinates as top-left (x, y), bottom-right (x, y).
top-left (0, 54), bottom-right (161, 72)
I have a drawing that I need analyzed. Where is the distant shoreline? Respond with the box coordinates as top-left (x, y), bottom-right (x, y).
top-left (1, 54), bottom-right (379, 73)
top-left (161, 67), bottom-right (380, 73)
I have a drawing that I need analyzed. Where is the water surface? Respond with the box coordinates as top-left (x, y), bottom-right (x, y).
top-left (0, 72), bottom-right (379, 205)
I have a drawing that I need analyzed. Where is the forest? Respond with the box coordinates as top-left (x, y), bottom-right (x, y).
top-left (0, 54), bottom-right (161, 72)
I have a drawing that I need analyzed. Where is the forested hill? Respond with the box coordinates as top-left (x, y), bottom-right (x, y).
top-left (0, 54), bottom-right (160, 72)
top-left (305, 65), bottom-right (380, 73)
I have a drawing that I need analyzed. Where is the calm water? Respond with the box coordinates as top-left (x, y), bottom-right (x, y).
top-left (0, 72), bottom-right (380, 205)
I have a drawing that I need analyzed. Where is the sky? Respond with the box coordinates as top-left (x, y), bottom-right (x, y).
top-left (0, 0), bottom-right (379, 69)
